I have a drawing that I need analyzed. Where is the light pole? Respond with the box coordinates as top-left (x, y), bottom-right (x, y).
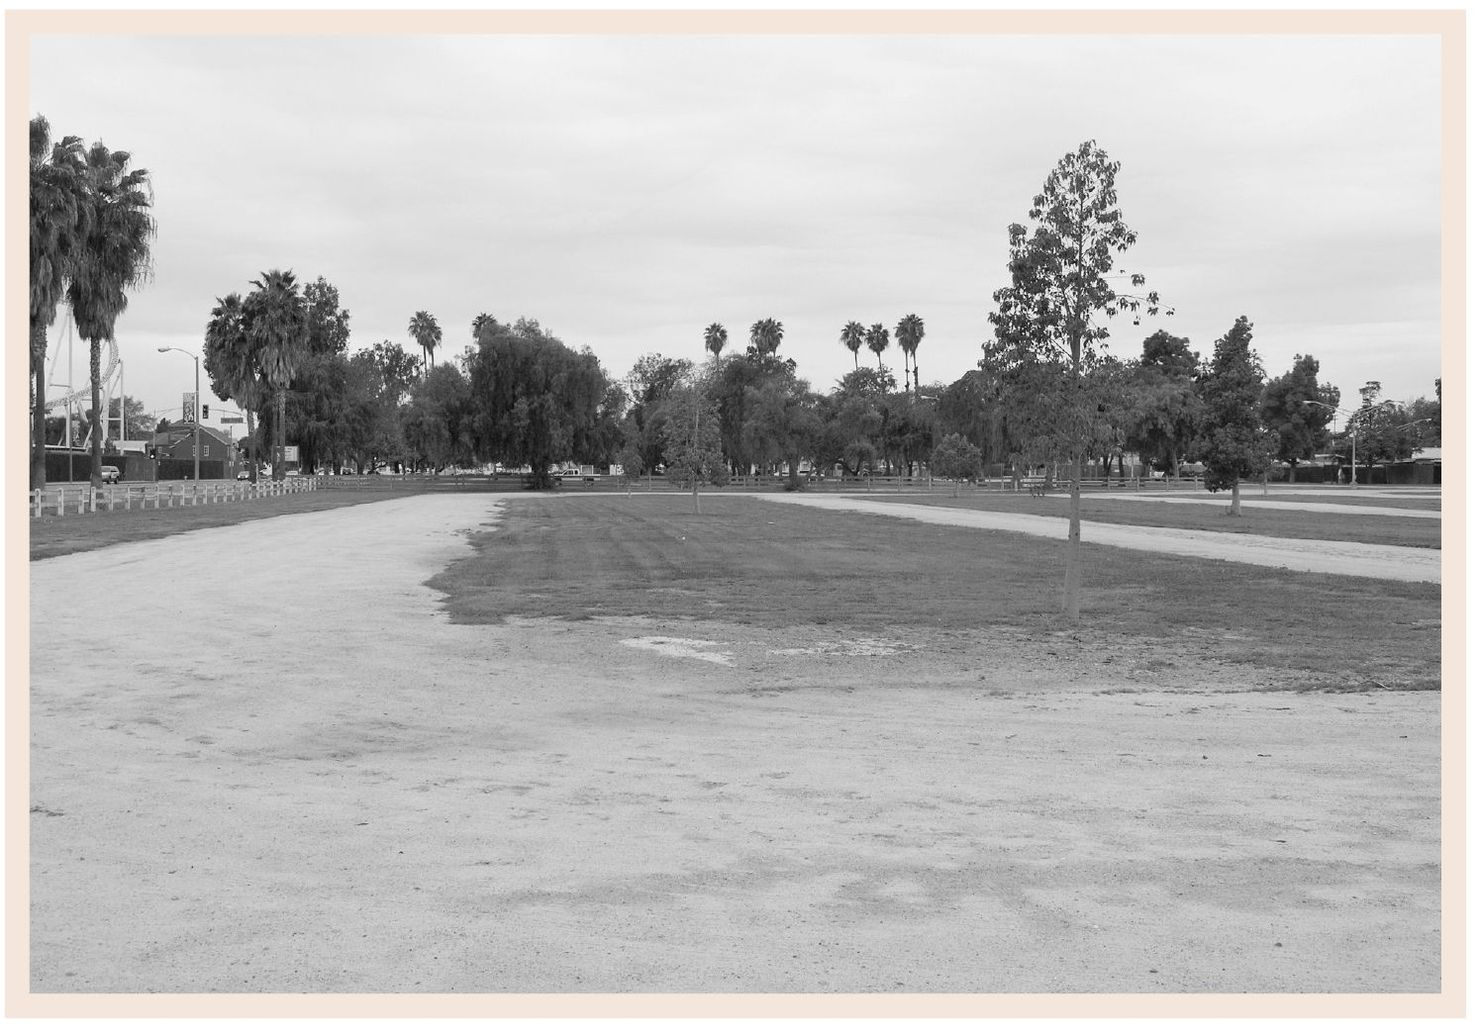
top-left (158, 347), bottom-right (201, 482)
top-left (1303, 398), bottom-right (1395, 488)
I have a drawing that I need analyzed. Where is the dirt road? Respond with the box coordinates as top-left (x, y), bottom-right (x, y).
top-left (28, 495), bottom-right (1440, 995)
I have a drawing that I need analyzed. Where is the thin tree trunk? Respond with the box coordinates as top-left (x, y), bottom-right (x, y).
top-left (246, 408), bottom-right (258, 483)
top-left (1230, 478), bottom-right (1242, 516)
top-left (1064, 347), bottom-right (1083, 622)
top-left (31, 323), bottom-right (49, 490)
top-left (88, 337), bottom-right (103, 487)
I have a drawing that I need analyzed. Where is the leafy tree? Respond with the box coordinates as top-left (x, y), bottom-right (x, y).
top-left (243, 269), bottom-right (310, 480)
top-left (740, 372), bottom-right (821, 488)
top-left (303, 277), bottom-right (351, 355)
top-left (1192, 316), bottom-right (1272, 514)
top-left (894, 313), bottom-right (924, 394)
top-left (865, 322), bottom-right (890, 372)
top-left (840, 320), bottom-right (865, 370)
top-left (661, 377), bottom-right (728, 513)
top-left (703, 322), bottom-right (728, 363)
top-left (66, 141), bottom-right (156, 488)
top-left (931, 432), bottom-right (982, 495)
top-left (408, 309), bottom-right (442, 379)
top-left (623, 354), bottom-right (692, 476)
top-left (986, 139), bottom-right (1163, 619)
top-left (1259, 354), bottom-right (1339, 482)
top-left (468, 320), bottom-right (611, 489)
top-left (1123, 330), bottom-right (1202, 476)
top-left (877, 391), bottom-right (937, 478)
top-left (29, 115), bottom-right (89, 490)
top-left (936, 368), bottom-right (1009, 470)
top-left (402, 363), bottom-right (476, 472)
top-left (362, 340), bottom-right (421, 402)
top-left (345, 348), bottom-right (408, 472)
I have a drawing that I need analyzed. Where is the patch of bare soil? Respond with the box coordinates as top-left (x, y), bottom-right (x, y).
top-left (27, 496), bottom-right (1440, 996)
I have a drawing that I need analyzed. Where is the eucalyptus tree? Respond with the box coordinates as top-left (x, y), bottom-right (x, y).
top-left (244, 270), bottom-right (310, 480)
top-left (987, 139), bottom-right (1165, 621)
top-left (66, 141), bottom-right (156, 488)
top-left (894, 313), bottom-right (924, 393)
top-left (704, 322), bottom-right (728, 364)
top-left (28, 115), bottom-right (88, 489)
top-left (865, 322), bottom-right (890, 373)
top-left (408, 310), bottom-right (442, 378)
top-left (840, 320), bottom-right (865, 370)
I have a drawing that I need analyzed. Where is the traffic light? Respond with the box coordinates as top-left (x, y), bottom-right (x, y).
top-left (202, 404), bottom-right (209, 419)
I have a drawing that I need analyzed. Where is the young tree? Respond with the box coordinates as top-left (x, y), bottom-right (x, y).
top-left (931, 432), bottom-right (982, 496)
top-left (661, 376), bottom-right (728, 513)
top-left (1260, 354), bottom-right (1339, 482)
top-left (29, 116), bottom-right (89, 490)
top-left (1192, 316), bottom-right (1272, 515)
top-left (987, 140), bottom-right (1164, 619)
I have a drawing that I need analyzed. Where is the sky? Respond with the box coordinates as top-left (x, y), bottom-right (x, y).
top-left (27, 24), bottom-right (1444, 439)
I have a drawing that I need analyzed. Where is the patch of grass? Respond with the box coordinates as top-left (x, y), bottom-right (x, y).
top-left (428, 494), bottom-right (1440, 691)
top-left (864, 490), bottom-right (1440, 549)
top-left (27, 489), bottom-right (418, 560)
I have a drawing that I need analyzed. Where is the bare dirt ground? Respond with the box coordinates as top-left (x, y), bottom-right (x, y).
top-left (28, 495), bottom-right (1440, 994)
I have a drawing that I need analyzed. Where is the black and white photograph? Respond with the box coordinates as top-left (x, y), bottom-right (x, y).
top-left (16, 6), bottom-right (1459, 1019)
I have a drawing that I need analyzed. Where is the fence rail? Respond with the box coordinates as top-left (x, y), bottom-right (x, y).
top-left (29, 477), bottom-right (318, 518)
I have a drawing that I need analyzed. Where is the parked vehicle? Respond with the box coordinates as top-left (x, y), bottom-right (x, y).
top-left (100, 465), bottom-right (120, 484)
top-left (237, 470), bottom-right (250, 481)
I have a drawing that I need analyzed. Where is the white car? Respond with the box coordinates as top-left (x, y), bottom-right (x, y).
top-left (100, 465), bottom-right (120, 484)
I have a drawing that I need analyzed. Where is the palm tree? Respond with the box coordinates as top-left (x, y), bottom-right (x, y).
top-left (409, 310), bottom-right (442, 379)
top-left (703, 322), bottom-right (727, 363)
top-left (840, 320), bottom-right (865, 370)
top-left (245, 269), bottom-right (309, 481)
top-left (866, 322), bottom-right (890, 373)
top-left (749, 317), bottom-right (783, 358)
top-left (29, 115), bottom-right (89, 490)
top-left (471, 312), bottom-right (495, 341)
top-left (203, 292), bottom-right (267, 483)
top-left (65, 141), bottom-right (155, 488)
top-left (895, 313), bottom-right (925, 394)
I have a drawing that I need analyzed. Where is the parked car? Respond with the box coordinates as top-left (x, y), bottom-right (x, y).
top-left (236, 470), bottom-right (250, 481)
top-left (100, 465), bottom-right (120, 484)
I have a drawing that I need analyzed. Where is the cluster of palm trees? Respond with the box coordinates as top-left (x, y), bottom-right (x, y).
top-left (28, 114), bottom-right (156, 490)
top-left (841, 315), bottom-right (924, 391)
top-left (408, 311), bottom-right (442, 378)
top-left (203, 270), bottom-right (314, 483)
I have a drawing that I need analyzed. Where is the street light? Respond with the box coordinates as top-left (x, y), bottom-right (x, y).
top-left (157, 347), bottom-right (201, 482)
top-left (1302, 398), bottom-right (1395, 488)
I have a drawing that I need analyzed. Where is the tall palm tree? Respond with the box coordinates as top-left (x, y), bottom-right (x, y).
top-left (895, 313), bottom-right (925, 394)
top-left (703, 322), bottom-right (727, 363)
top-left (749, 317), bottom-right (783, 358)
top-left (65, 141), bottom-right (155, 488)
top-left (409, 310), bottom-right (442, 379)
top-left (203, 292), bottom-right (268, 483)
top-left (245, 269), bottom-right (309, 481)
top-left (865, 322), bottom-right (890, 374)
top-left (840, 320), bottom-right (865, 370)
top-left (471, 312), bottom-right (495, 341)
top-left (29, 115), bottom-right (89, 490)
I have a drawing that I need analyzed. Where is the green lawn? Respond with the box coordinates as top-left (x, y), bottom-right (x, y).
top-left (428, 494), bottom-right (1441, 692)
top-left (857, 489), bottom-right (1440, 549)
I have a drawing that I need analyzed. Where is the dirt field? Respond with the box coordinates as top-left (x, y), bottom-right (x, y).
top-left (27, 494), bottom-right (1441, 995)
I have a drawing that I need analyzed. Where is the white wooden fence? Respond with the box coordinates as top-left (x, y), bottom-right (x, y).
top-left (29, 477), bottom-right (318, 518)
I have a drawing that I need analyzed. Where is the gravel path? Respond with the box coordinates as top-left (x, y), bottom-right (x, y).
top-left (753, 494), bottom-right (1441, 583)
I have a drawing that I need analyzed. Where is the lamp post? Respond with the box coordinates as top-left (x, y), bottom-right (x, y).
top-left (1303, 398), bottom-right (1395, 488)
top-left (158, 347), bottom-right (201, 482)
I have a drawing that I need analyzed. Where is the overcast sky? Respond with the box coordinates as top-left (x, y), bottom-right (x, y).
top-left (29, 28), bottom-right (1442, 433)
